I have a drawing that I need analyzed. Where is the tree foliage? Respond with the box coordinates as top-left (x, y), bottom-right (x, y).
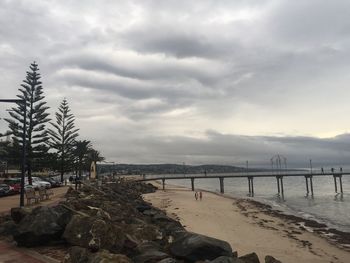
top-left (48, 98), bottom-right (79, 182)
top-left (4, 62), bottom-right (50, 182)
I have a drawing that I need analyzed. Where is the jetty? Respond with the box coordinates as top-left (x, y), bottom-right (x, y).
top-left (136, 170), bottom-right (348, 198)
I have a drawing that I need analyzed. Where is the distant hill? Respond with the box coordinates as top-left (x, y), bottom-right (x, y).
top-left (98, 163), bottom-right (264, 175)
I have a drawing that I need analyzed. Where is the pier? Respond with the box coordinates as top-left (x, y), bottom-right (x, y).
top-left (136, 170), bottom-right (348, 198)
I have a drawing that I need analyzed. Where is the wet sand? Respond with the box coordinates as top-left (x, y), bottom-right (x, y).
top-left (144, 182), bottom-right (350, 263)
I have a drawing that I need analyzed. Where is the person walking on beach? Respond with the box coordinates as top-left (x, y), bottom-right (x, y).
top-left (195, 191), bottom-right (198, 200)
top-left (199, 191), bottom-right (203, 201)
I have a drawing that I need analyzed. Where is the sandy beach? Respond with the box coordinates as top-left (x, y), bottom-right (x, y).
top-left (143, 182), bottom-right (350, 263)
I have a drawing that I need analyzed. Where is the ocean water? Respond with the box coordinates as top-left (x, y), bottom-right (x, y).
top-left (151, 171), bottom-right (350, 233)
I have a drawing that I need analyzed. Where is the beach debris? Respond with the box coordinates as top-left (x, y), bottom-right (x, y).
top-left (169, 232), bottom-right (233, 261)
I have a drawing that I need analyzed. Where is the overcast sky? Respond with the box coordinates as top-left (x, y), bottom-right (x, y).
top-left (1, 0), bottom-right (350, 167)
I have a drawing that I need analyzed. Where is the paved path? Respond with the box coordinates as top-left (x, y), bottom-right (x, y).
top-left (0, 240), bottom-right (60, 263)
top-left (0, 186), bottom-right (69, 262)
top-left (0, 186), bottom-right (69, 214)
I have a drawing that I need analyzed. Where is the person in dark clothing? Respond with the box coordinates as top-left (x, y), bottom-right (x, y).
top-left (74, 176), bottom-right (81, 190)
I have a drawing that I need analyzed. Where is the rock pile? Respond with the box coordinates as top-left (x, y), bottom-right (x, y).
top-left (0, 179), bottom-right (282, 263)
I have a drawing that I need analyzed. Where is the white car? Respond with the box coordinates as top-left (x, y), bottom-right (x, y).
top-left (32, 177), bottom-right (51, 189)
top-left (24, 180), bottom-right (40, 190)
top-left (24, 177), bottom-right (51, 189)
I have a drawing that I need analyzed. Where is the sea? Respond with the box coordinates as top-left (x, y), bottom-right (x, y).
top-left (149, 168), bottom-right (350, 233)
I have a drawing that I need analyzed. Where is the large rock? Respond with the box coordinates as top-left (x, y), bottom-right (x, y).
top-left (11, 207), bottom-right (32, 224)
top-left (169, 232), bottom-right (233, 262)
top-left (64, 246), bottom-right (90, 263)
top-left (14, 205), bottom-right (72, 247)
top-left (64, 247), bottom-right (132, 263)
top-left (265, 255), bottom-right (282, 263)
top-left (0, 220), bottom-right (18, 236)
top-left (88, 250), bottom-right (132, 263)
top-left (157, 258), bottom-right (177, 263)
top-left (210, 256), bottom-right (245, 263)
top-left (63, 215), bottom-right (125, 253)
top-left (239, 252), bottom-right (260, 263)
top-left (132, 249), bottom-right (169, 263)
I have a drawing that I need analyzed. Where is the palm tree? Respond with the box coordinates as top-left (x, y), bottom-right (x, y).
top-left (73, 140), bottom-right (91, 177)
top-left (87, 149), bottom-right (105, 178)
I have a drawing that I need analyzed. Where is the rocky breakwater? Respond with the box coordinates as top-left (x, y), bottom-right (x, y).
top-left (0, 179), bottom-right (282, 263)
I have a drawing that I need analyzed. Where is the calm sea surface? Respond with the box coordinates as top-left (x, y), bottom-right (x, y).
top-left (150, 169), bottom-right (350, 233)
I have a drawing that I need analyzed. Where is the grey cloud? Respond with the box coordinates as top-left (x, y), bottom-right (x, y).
top-left (265, 1), bottom-right (350, 45)
top-left (112, 131), bottom-right (350, 166)
top-left (2, 1), bottom-right (350, 166)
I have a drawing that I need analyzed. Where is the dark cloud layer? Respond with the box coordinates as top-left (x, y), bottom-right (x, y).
top-left (1, 1), bottom-right (350, 166)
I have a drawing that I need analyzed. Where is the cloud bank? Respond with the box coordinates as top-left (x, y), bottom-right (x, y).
top-left (1, 0), bottom-right (350, 167)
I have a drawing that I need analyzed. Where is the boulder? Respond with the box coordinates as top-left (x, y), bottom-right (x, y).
top-left (157, 258), bottom-right (177, 263)
top-left (88, 250), bottom-right (132, 263)
top-left (239, 252), bottom-right (260, 263)
top-left (135, 241), bottom-right (161, 253)
top-left (265, 255), bottom-right (282, 263)
top-left (210, 256), bottom-right (245, 263)
top-left (14, 205), bottom-right (72, 247)
top-left (133, 249), bottom-right (169, 263)
top-left (0, 220), bottom-right (18, 236)
top-left (64, 246), bottom-right (90, 263)
top-left (169, 232), bottom-right (233, 262)
top-left (10, 207), bottom-right (32, 224)
top-left (63, 215), bottom-right (125, 253)
top-left (136, 204), bottom-right (152, 213)
top-left (125, 223), bottom-right (162, 242)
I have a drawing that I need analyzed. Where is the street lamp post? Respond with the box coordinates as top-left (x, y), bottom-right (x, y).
top-left (0, 99), bottom-right (26, 207)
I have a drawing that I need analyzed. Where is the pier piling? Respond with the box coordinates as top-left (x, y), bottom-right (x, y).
top-left (162, 178), bottom-right (165, 190)
top-left (310, 176), bottom-right (314, 196)
top-left (339, 175), bottom-right (343, 193)
top-left (248, 177), bottom-right (254, 196)
top-left (305, 176), bottom-right (309, 195)
top-left (280, 176), bottom-right (284, 197)
top-left (333, 175), bottom-right (338, 193)
top-left (219, 177), bottom-right (224, 193)
top-left (276, 177), bottom-right (280, 194)
top-left (191, 178), bottom-right (195, 191)
top-left (248, 177), bottom-right (251, 194)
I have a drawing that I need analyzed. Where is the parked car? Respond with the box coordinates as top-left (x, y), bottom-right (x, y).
top-left (32, 177), bottom-right (51, 189)
top-left (24, 178), bottom-right (41, 190)
top-left (46, 177), bottom-right (62, 187)
top-left (0, 184), bottom-right (11, 196)
top-left (3, 178), bottom-right (21, 193)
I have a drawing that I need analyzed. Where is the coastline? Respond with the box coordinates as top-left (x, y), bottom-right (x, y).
top-left (143, 181), bottom-right (350, 263)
